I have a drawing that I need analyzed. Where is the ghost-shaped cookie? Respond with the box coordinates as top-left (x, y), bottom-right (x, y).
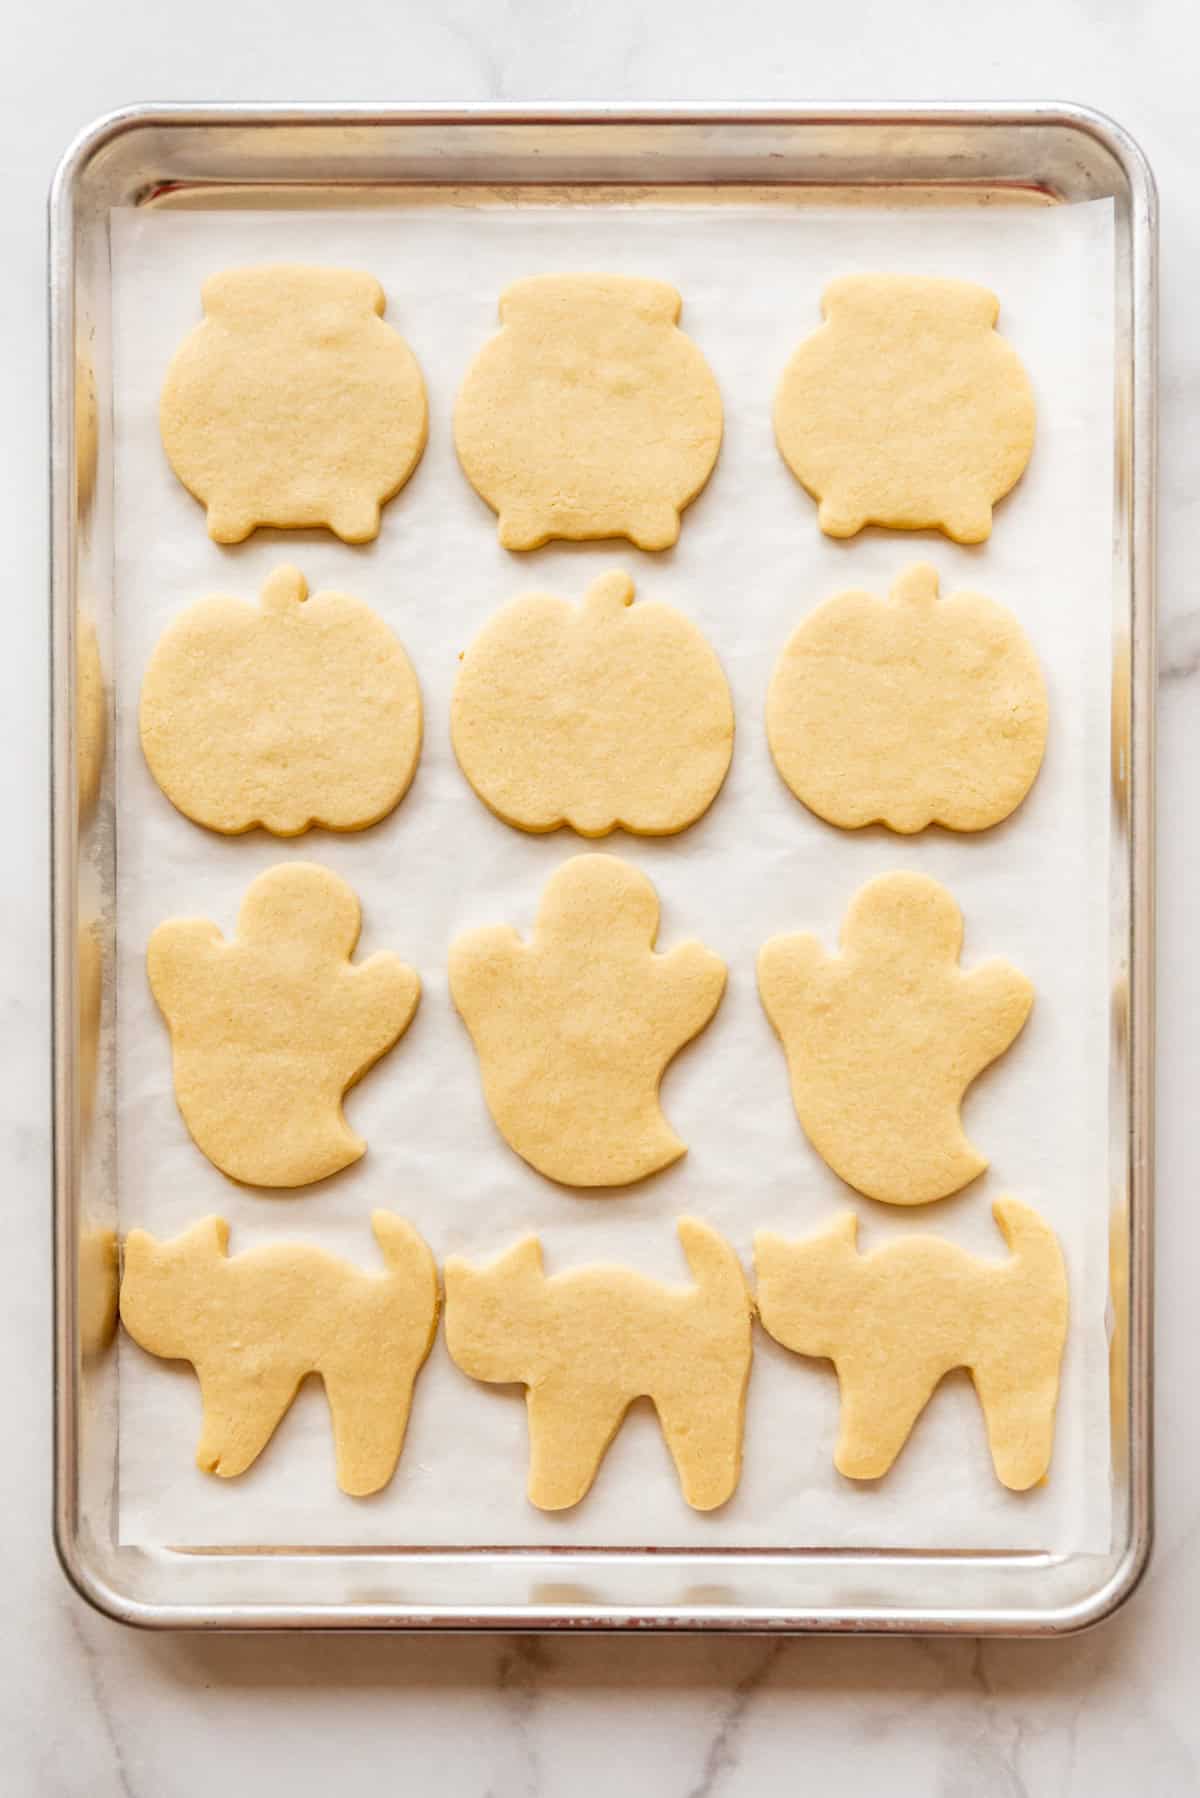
top-left (140, 565), bottom-right (422, 836)
top-left (449, 855), bottom-right (727, 1187)
top-left (454, 274), bottom-right (723, 551)
top-left (767, 563), bottom-right (1048, 833)
top-left (774, 274), bottom-right (1035, 543)
top-left (148, 863), bottom-right (420, 1188)
top-left (160, 264), bottom-right (427, 544)
top-left (758, 872), bottom-right (1033, 1205)
top-left (451, 570), bottom-right (733, 837)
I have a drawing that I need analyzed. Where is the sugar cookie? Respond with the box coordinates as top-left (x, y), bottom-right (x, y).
top-left (454, 274), bottom-right (722, 551)
top-left (77, 612), bottom-right (105, 821)
top-left (449, 855), bottom-right (726, 1187)
top-left (758, 872), bottom-right (1033, 1205)
top-left (160, 265), bottom-right (427, 543)
top-left (120, 1212), bottom-right (438, 1495)
top-left (445, 1218), bottom-right (752, 1510)
top-left (140, 565), bottom-right (422, 837)
top-left (79, 1226), bottom-right (118, 1360)
top-left (148, 863), bottom-right (420, 1188)
top-left (755, 1199), bottom-right (1068, 1489)
top-left (774, 274), bottom-right (1035, 543)
top-left (451, 570), bottom-right (734, 837)
top-left (767, 563), bottom-right (1047, 833)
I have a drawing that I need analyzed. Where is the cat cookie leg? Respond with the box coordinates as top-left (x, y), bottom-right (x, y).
top-left (833, 1361), bottom-right (938, 1481)
top-left (194, 1362), bottom-right (300, 1478)
top-left (654, 1379), bottom-right (746, 1511)
top-left (525, 1381), bottom-right (628, 1510)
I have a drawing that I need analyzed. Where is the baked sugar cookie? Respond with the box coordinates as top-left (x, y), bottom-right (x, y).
top-left (454, 274), bottom-right (722, 550)
top-left (120, 1212), bottom-right (438, 1495)
top-left (77, 612), bottom-right (105, 821)
top-left (140, 565), bottom-right (422, 837)
top-left (758, 872), bottom-right (1033, 1205)
top-left (160, 265), bottom-right (427, 543)
top-left (449, 855), bottom-right (726, 1187)
top-left (767, 563), bottom-right (1047, 833)
top-left (445, 1218), bottom-right (752, 1510)
top-left (148, 863), bottom-right (420, 1188)
top-left (451, 570), bottom-right (733, 837)
top-left (755, 1199), bottom-right (1068, 1489)
top-left (774, 274), bottom-right (1035, 543)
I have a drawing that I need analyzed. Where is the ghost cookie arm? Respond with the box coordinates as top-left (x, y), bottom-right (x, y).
top-left (955, 960), bottom-right (1035, 1077)
top-left (447, 925), bottom-right (524, 1029)
top-left (146, 919), bottom-right (224, 1021)
top-left (756, 932), bottom-right (827, 1044)
top-left (335, 953), bottom-right (421, 1075)
top-left (653, 941), bottom-right (727, 1045)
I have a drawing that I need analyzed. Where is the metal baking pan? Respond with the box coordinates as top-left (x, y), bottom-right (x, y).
top-left (50, 103), bottom-right (1156, 1633)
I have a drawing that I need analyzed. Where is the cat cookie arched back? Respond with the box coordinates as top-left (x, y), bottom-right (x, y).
top-left (452, 571), bottom-right (733, 837)
top-left (767, 564), bottom-right (1048, 833)
top-left (775, 275), bottom-right (1035, 543)
top-left (120, 1213), bottom-right (438, 1496)
top-left (449, 856), bottom-right (726, 1187)
top-left (160, 265), bottom-right (427, 543)
top-left (140, 565), bottom-right (422, 837)
top-left (756, 1200), bottom-right (1068, 1489)
top-left (445, 1219), bottom-right (753, 1510)
top-left (148, 864), bottom-right (420, 1188)
top-left (454, 275), bottom-right (723, 550)
top-left (758, 872), bottom-right (1033, 1205)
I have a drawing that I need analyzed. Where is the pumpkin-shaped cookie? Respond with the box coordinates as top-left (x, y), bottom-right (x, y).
top-left (140, 565), bottom-right (422, 837)
top-left (767, 564), bottom-right (1047, 833)
top-left (454, 274), bottom-right (723, 551)
top-left (452, 571), bottom-right (734, 837)
top-left (775, 274), bottom-right (1035, 544)
top-left (160, 265), bottom-right (427, 543)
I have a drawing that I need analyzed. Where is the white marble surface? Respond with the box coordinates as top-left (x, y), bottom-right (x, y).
top-left (3, 2), bottom-right (1197, 1791)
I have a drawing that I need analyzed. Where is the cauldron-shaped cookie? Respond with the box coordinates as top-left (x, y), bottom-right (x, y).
top-left (160, 265), bottom-right (428, 544)
top-left (454, 274), bottom-right (723, 551)
top-left (774, 274), bottom-right (1035, 545)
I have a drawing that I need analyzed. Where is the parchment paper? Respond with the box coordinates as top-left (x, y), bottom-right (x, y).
top-left (111, 195), bottom-right (1114, 1552)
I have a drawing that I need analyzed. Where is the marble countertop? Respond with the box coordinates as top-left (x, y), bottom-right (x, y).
top-left (5, 2), bottom-right (1197, 1791)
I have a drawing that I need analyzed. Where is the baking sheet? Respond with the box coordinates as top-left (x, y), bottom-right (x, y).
top-left (110, 195), bottom-right (1114, 1552)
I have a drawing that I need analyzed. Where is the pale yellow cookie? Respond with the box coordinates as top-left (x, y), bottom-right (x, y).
top-left (449, 855), bottom-right (726, 1187)
top-left (79, 1226), bottom-right (118, 1360)
top-left (148, 863), bottom-right (420, 1188)
top-left (755, 1199), bottom-right (1068, 1489)
top-left (76, 349), bottom-right (97, 509)
top-left (767, 563), bottom-right (1048, 833)
top-left (77, 612), bottom-right (105, 821)
top-left (454, 274), bottom-right (722, 551)
top-left (160, 265), bottom-right (428, 543)
top-left (758, 872), bottom-right (1033, 1205)
top-left (451, 570), bottom-right (733, 837)
top-left (140, 565), bottom-right (422, 837)
top-left (774, 274), bottom-right (1036, 543)
top-left (78, 918), bottom-right (102, 1123)
top-left (120, 1212), bottom-right (438, 1496)
top-left (445, 1218), bottom-right (752, 1510)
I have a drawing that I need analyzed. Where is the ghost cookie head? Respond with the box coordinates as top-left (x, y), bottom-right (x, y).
top-left (843, 869), bottom-right (965, 970)
top-left (536, 853), bottom-right (661, 954)
top-left (237, 861), bottom-right (363, 965)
